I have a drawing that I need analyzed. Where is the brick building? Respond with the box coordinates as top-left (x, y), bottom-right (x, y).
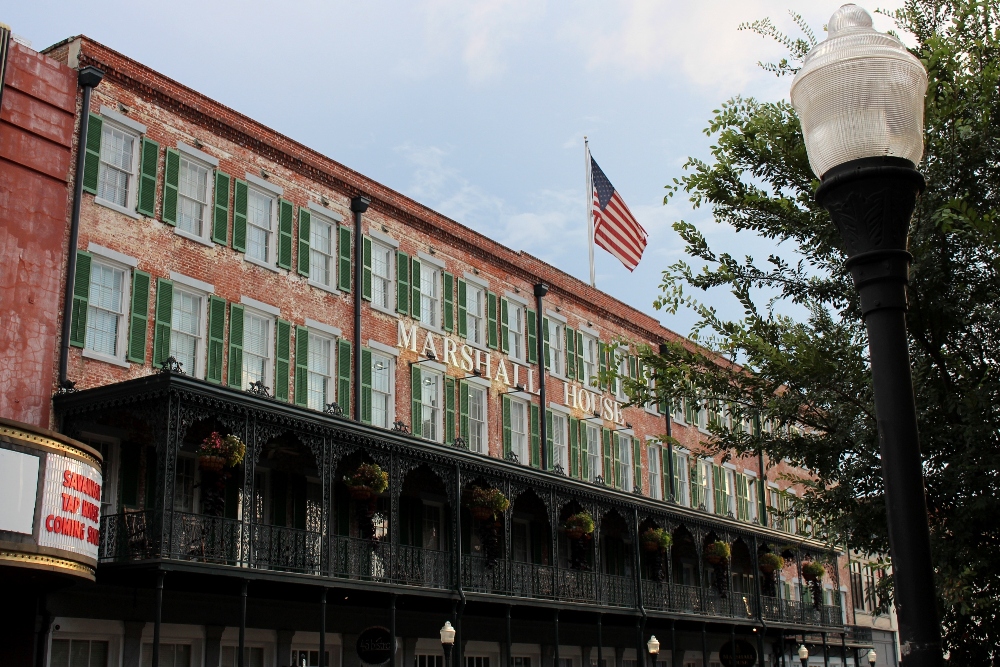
top-left (0, 29), bottom-right (893, 667)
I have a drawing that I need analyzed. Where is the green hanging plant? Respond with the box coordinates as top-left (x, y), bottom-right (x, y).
top-left (641, 528), bottom-right (673, 553)
top-left (703, 540), bottom-right (731, 565)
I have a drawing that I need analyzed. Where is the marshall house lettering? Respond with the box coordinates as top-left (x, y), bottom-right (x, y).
top-left (397, 321), bottom-right (625, 424)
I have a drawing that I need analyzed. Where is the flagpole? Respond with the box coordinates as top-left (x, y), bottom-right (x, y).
top-left (585, 137), bottom-right (596, 288)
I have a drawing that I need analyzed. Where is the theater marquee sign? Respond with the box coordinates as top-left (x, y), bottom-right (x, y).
top-left (397, 321), bottom-right (627, 425)
top-left (0, 417), bottom-right (103, 580)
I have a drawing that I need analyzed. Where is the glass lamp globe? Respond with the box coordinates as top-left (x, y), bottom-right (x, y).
top-left (647, 636), bottom-right (660, 655)
top-left (798, 645), bottom-right (810, 660)
top-left (440, 621), bottom-right (456, 645)
top-left (867, 649), bottom-right (877, 665)
top-left (790, 4), bottom-right (928, 179)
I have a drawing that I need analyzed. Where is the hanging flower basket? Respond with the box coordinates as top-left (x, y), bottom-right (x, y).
top-left (641, 528), bottom-right (673, 553)
top-left (703, 540), bottom-right (731, 565)
top-left (344, 462), bottom-right (388, 500)
top-left (563, 512), bottom-right (595, 540)
top-left (759, 552), bottom-right (785, 574)
top-left (197, 432), bottom-right (246, 469)
top-left (468, 487), bottom-right (510, 521)
top-left (802, 561), bottom-right (826, 582)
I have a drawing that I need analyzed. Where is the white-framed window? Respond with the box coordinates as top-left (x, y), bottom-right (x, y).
top-left (508, 302), bottom-right (525, 361)
top-left (581, 334), bottom-right (598, 387)
top-left (468, 384), bottom-right (487, 454)
top-left (85, 259), bottom-right (130, 362)
top-left (307, 331), bottom-right (334, 411)
top-left (420, 370), bottom-right (443, 442)
top-left (420, 264), bottom-right (440, 329)
top-left (422, 501), bottom-right (444, 550)
top-left (615, 351), bottom-right (629, 401)
top-left (617, 435), bottom-right (633, 491)
top-left (512, 518), bottom-right (531, 562)
top-left (648, 443), bottom-right (661, 500)
top-left (309, 214), bottom-right (336, 287)
top-left (170, 287), bottom-right (206, 379)
top-left (725, 468), bottom-right (738, 516)
top-left (694, 458), bottom-right (713, 511)
top-left (645, 372), bottom-right (658, 413)
top-left (510, 398), bottom-right (528, 463)
top-left (177, 155), bottom-right (212, 239)
top-left (98, 121), bottom-right (139, 209)
top-left (291, 648), bottom-right (330, 667)
top-left (548, 319), bottom-right (564, 376)
top-left (467, 657), bottom-right (492, 667)
top-left (371, 240), bottom-right (394, 310)
top-left (247, 187), bottom-right (275, 264)
top-left (466, 285), bottom-right (485, 345)
top-left (673, 451), bottom-right (690, 506)
top-left (220, 645), bottom-right (265, 667)
top-left (552, 412), bottom-right (568, 471)
top-left (417, 655), bottom-right (444, 667)
top-left (242, 309), bottom-right (273, 390)
top-left (174, 453), bottom-right (198, 513)
top-left (586, 423), bottom-right (601, 481)
top-left (371, 353), bottom-right (393, 428)
top-left (50, 638), bottom-right (112, 667)
top-left (142, 643), bottom-right (193, 667)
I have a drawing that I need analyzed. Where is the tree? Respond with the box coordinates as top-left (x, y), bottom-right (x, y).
top-left (626, 2), bottom-right (1000, 661)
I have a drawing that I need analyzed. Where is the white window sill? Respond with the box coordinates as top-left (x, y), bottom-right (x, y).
top-left (174, 227), bottom-right (215, 248)
top-left (371, 303), bottom-right (399, 318)
top-left (94, 197), bottom-right (141, 220)
top-left (245, 256), bottom-right (279, 273)
top-left (548, 370), bottom-right (566, 381)
top-left (420, 321), bottom-right (444, 336)
top-left (308, 279), bottom-right (341, 295)
top-left (82, 348), bottom-right (130, 368)
top-left (463, 338), bottom-right (490, 354)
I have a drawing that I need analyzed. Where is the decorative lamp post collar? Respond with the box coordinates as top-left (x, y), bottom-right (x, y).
top-left (647, 636), bottom-right (660, 656)
top-left (790, 4), bottom-right (927, 179)
top-left (440, 621), bottom-right (456, 645)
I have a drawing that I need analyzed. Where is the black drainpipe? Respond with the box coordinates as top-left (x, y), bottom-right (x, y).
top-left (533, 283), bottom-right (548, 468)
top-left (350, 195), bottom-right (370, 419)
top-left (658, 343), bottom-right (674, 501)
top-left (59, 65), bottom-right (104, 389)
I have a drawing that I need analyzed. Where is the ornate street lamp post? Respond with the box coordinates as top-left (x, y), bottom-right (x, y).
top-left (440, 621), bottom-right (456, 667)
top-left (790, 5), bottom-right (941, 665)
top-left (798, 644), bottom-right (809, 667)
top-left (868, 649), bottom-right (878, 666)
top-left (647, 635), bottom-right (660, 667)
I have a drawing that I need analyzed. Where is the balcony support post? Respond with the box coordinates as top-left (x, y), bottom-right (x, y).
top-left (596, 614), bottom-right (603, 667)
top-left (822, 632), bottom-right (829, 667)
top-left (506, 605), bottom-right (512, 667)
top-left (390, 594), bottom-right (397, 667)
top-left (239, 579), bottom-right (247, 667)
top-left (152, 571), bottom-right (164, 667)
top-left (670, 620), bottom-right (676, 667)
top-left (701, 623), bottom-right (708, 667)
top-left (553, 609), bottom-right (560, 667)
top-left (840, 633), bottom-right (847, 667)
top-left (730, 625), bottom-right (736, 667)
top-left (320, 588), bottom-right (327, 667)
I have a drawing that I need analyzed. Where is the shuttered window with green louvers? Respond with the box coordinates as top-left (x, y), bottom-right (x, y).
top-left (297, 208), bottom-right (311, 277)
top-left (136, 138), bottom-right (158, 217)
top-left (360, 347), bottom-right (373, 424)
top-left (529, 403), bottom-right (540, 468)
top-left (227, 303), bottom-right (245, 388)
top-left (442, 272), bottom-right (454, 332)
top-left (126, 269), bottom-right (150, 364)
top-left (212, 171), bottom-right (230, 245)
top-left (396, 251), bottom-right (410, 315)
top-left (277, 200), bottom-right (293, 270)
top-left (274, 319), bottom-right (291, 401)
top-left (231, 180), bottom-right (248, 252)
top-left (206, 296), bottom-right (226, 384)
top-left (294, 325), bottom-right (310, 407)
top-left (69, 251), bottom-right (92, 348)
top-left (487, 292), bottom-right (498, 349)
top-left (161, 148), bottom-right (180, 225)
top-left (337, 339), bottom-right (352, 416)
top-left (527, 309), bottom-right (537, 364)
top-left (152, 278), bottom-right (173, 369)
top-left (338, 227), bottom-right (352, 292)
top-left (82, 113), bottom-right (103, 195)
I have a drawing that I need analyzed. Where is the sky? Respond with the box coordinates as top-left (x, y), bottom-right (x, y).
top-left (6, 0), bottom-right (905, 339)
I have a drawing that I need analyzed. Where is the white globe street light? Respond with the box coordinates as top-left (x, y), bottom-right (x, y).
top-left (791, 7), bottom-right (941, 665)
top-left (798, 644), bottom-right (809, 667)
top-left (867, 648), bottom-right (878, 666)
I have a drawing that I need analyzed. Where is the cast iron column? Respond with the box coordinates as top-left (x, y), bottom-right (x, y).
top-left (351, 195), bottom-right (371, 420)
top-left (320, 588), bottom-right (327, 667)
top-left (816, 156), bottom-right (940, 664)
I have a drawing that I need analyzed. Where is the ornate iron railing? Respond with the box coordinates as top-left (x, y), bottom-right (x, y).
top-left (761, 596), bottom-right (844, 626)
top-left (600, 573), bottom-right (635, 608)
top-left (251, 523), bottom-right (322, 574)
top-left (169, 511), bottom-right (243, 565)
top-left (328, 536), bottom-right (452, 590)
top-left (557, 567), bottom-right (598, 604)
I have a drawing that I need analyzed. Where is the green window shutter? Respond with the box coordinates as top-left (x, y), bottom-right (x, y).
top-left (713, 466), bottom-right (725, 515)
top-left (599, 342), bottom-right (607, 391)
top-left (568, 416), bottom-right (579, 477)
top-left (445, 376), bottom-right (456, 444)
top-left (542, 317), bottom-right (550, 370)
top-left (227, 304), bottom-right (245, 388)
top-left (206, 296), bottom-right (226, 384)
top-left (277, 199), bottom-right (293, 270)
top-left (410, 365), bottom-right (422, 438)
top-left (501, 395), bottom-right (512, 458)
top-left (212, 171), bottom-right (230, 245)
top-left (664, 448), bottom-right (674, 501)
top-left (544, 408), bottom-right (553, 469)
top-left (633, 439), bottom-right (642, 493)
top-left (527, 309), bottom-right (537, 364)
top-left (580, 421), bottom-right (589, 480)
top-left (337, 339), bottom-right (352, 415)
top-left (69, 251), bottom-right (92, 348)
top-left (232, 179), bottom-right (248, 252)
top-left (565, 328), bottom-right (575, 380)
top-left (361, 347), bottom-right (373, 423)
top-left (82, 113), bottom-right (102, 195)
top-left (443, 272), bottom-right (454, 332)
top-left (396, 251), bottom-right (410, 315)
top-left (410, 257), bottom-right (422, 320)
top-left (736, 474), bottom-right (749, 521)
top-left (576, 332), bottom-right (584, 385)
top-left (499, 299), bottom-right (509, 353)
top-left (294, 326), bottom-right (310, 406)
top-left (338, 226), bottom-right (352, 292)
top-left (152, 278), bottom-right (173, 368)
top-left (602, 428), bottom-right (612, 485)
top-left (297, 208), bottom-right (311, 276)
top-left (629, 355), bottom-right (637, 381)
top-left (487, 292), bottom-right (498, 349)
top-left (529, 403), bottom-right (539, 468)
top-left (459, 380), bottom-right (470, 443)
top-left (275, 319), bottom-right (291, 401)
top-left (137, 137), bottom-right (158, 217)
top-left (127, 270), bottom-right (150, 363)
top-left (457, 280), bottom-right (467, 337)
top-left (361, 236), bottom-right (373, 300)
top-left (162, 148), bottom-right (180, 226)
top-left (612, 433), bottom-right (621, 489)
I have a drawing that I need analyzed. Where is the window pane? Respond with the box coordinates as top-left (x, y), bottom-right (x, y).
top-left (247, 190), bottom-right (273, 262)
top-left (242, 313), bottom-right (269, 388)
top-left (422, 373), bottom-right (440, 441)
top-left (470, 386), bottom-right (485, 453)
top-left (310, 220), bottom-right (334, 285)
top-left (420, 266), bottom-right (438, 328)
top-left (171, 291), bottom-right (201, 374)
top-left (99, 126), bottom-right (134, 206)
top-left (178, 158), bottom-right (209, 235)
top-left (86, 263), bottom-right (125, 356)
top-left (308, 334), bottom-right (332, 411)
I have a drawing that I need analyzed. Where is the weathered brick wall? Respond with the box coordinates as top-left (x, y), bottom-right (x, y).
top-left (0, 42), bottom-right (77, 427)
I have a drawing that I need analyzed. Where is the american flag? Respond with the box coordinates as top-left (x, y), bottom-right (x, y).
top-left (591, 156), bottom-right (648, 271)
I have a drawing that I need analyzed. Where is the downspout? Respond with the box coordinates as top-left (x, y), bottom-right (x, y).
top-left (59, 65), bottom-right (104, 389)
top-left (658, 343), bottom-right (674, 501)
top-left (755, 412), bottom-right (767, 526)
top-left (454, 462), bottom-right (466, 667)
top-left (534, 283), bottom-right (548, 468)
top-left (633, 507), bottom-right (647, 651)
top-left (350, 195), bottom-right (370, 419)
